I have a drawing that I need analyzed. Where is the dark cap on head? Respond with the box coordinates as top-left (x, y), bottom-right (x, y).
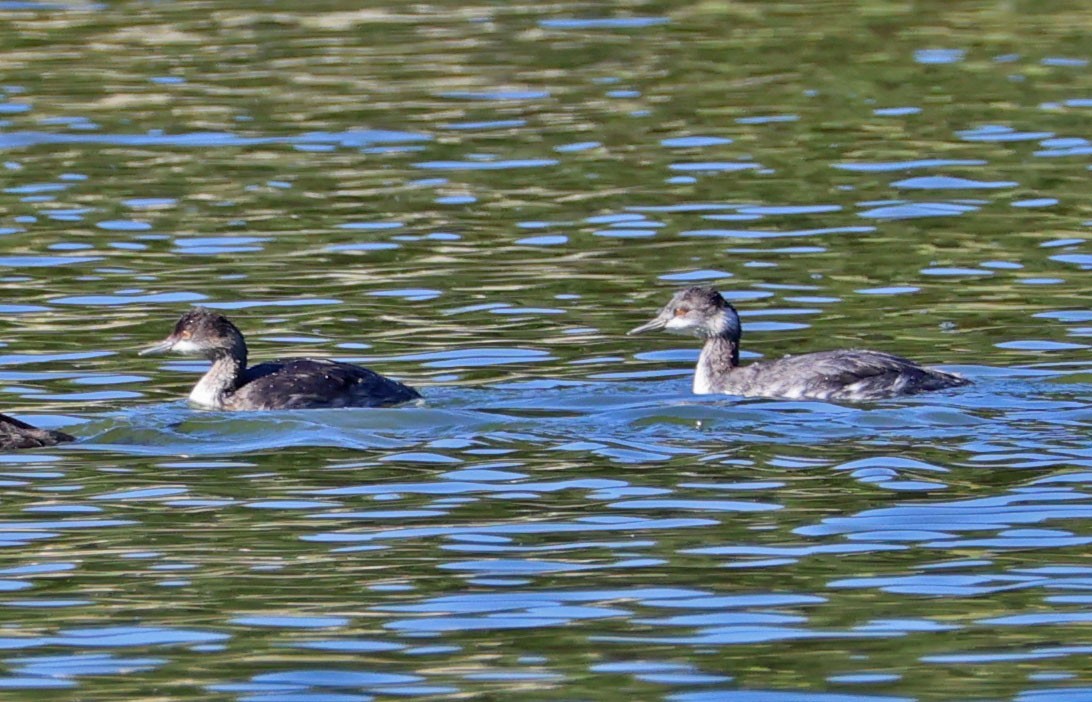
top-left (140, 306), bottom-right (246, 358)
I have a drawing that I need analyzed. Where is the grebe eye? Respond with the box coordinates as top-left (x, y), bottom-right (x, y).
top-left (674, 307), bottom-right (690, 317)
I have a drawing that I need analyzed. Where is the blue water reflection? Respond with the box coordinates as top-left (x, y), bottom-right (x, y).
top-left (0, 0), bottom-right (1088, 700)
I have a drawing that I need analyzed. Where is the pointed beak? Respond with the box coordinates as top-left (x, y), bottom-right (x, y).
top-left (627, 314), bottom-right (669, 335)
top-left (139, 337), bottom-right (176, 356)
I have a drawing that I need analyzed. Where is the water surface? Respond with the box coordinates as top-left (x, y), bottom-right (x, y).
top-left (0, 1), bottom-right (1090, 700)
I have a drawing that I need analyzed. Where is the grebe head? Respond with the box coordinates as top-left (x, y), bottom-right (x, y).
top-left (628, 286), bottom-right (740, 340)
top-left (140, 307), bottom-right (246, 360)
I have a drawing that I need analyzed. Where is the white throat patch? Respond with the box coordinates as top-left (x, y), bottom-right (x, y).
top-left (188, 375), bottom-right (223, 408)
top-left (171, 339), bottom-right (203, 355)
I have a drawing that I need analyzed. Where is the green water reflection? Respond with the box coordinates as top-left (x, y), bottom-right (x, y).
top-left (0, 0), bottom-right (1089, 700)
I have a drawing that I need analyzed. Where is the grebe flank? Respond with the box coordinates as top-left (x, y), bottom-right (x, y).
top-left (628, 286), bottom-right (969, 402)
top-left (0, 413), bottom-right (74, 450)
top-left (141, 307), bottom-right (421, 410)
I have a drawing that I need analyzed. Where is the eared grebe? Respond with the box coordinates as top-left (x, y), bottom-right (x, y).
top-left (628, 286), bottom-right (969, 402)
top-left (141, 307), bottom-right (421, 410)
top-left (0, 413), bottom-right (74, 450)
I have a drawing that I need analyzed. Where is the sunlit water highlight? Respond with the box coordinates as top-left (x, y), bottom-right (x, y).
top-left (0, 1), bottom-right (1089, 700)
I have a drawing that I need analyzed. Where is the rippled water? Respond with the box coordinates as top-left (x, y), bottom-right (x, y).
top-left (0, 1), bottom-right (1090, 699)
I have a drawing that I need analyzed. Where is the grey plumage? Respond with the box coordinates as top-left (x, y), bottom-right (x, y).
top-left (629, 286), bottom-right (969, 402)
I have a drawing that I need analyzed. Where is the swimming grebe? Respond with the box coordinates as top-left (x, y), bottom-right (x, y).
top-left (628, 286), bottom-right (969, 402)
top-left (141, 307), bottom-right (421, 410)
top-left (0, 413), bottom-right (74, 450)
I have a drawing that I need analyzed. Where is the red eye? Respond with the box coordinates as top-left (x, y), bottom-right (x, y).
top-left (674, 307), bottom-right (690, 317)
